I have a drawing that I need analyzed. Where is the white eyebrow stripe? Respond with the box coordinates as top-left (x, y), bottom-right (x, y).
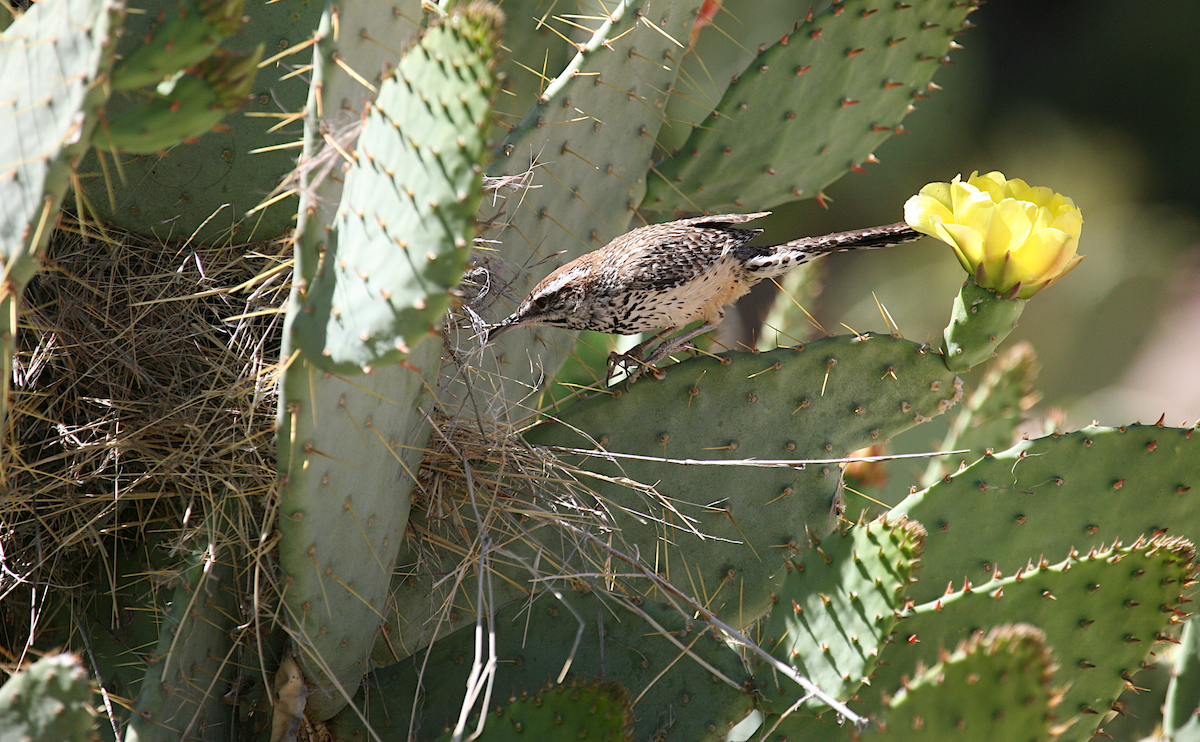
top-left (535, 264), bottom-right (589, 297)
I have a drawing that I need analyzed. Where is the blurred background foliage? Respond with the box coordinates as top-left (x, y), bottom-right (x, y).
top-left (736, 0), bottom-right (1199, 445)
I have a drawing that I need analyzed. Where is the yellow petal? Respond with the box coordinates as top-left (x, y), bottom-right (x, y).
top-left (917, 181), bottom-right (954, 209)
top-left (904, 193), bottom-right (953, 234)
top-left (967, 171), bottom-right (1008, 200)
top-left (1050, 206), bottom-right (1083, 239)
top-left (941, 222), bottom-right (985, 272)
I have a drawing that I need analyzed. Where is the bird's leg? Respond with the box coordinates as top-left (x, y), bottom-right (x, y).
top-left (641, 321), bottom-right (718, 369)
top-left (606, 328), bottom-right (677, 385)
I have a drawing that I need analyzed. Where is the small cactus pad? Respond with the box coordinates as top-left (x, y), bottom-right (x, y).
top-left (289, 5), bottom-right (502, 373)
top-left (892, 424), bottom-right (1200, 604)
top-left (330, 590), bottom-right (756, 742)
top-left (94, 47), bottom-right (262, 154)
top-left (870, 536), bottom-right (1196, 742)
top-left (643, 0), bottom-right (979, 212)
top-left (108, 0), bottom-right (244, 91)
top-left (0, 653), bottom-right (95, 742)
top-left (941, 280), bottom-right (1027, 372)
top-left (526, 334), bottom-right (961, 624)
top-left (76, 0), bottom-right (329, 242)
top-left (755, 516), bottom-right (925, 713)
top-left (429, 680), bottom-right (633, 742)
top-left (879, 624), bottom-right (1057, 740)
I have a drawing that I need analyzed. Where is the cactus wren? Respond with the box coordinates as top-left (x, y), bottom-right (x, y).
top-left (488, 212), bottom-right (920, 381)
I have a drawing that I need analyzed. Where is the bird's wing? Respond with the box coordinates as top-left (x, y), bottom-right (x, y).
top-left (602, 218), bottom-right (765, 292)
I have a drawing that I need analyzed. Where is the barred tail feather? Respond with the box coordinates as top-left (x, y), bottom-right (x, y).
top-left (742, 222), bottom-right (920, 277)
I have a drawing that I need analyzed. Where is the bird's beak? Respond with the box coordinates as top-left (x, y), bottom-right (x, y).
top-left (486, 321), bottom-right (518, 343)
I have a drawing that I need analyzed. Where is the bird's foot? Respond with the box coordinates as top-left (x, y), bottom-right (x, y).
top-left (606, 348), bottom-right (648, 386)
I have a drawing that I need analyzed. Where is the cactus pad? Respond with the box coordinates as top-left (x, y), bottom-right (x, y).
top-left (94, 47), bottom-right (262, 154)
top-left (275, 340), bottom-right (441, 719)
top-left (644, 0), bottom-right (979, 212)
top-left (288, 5), bottom-right (501, 373)
top-left (879, 624), bottom-right (1057, 740)
top-left (755, 516), bottom-right (925, 713)
top-left (108, 0), bottom-right (245, 91)
top-left (527, 334), bottom-right (961, 624)
top-left (0, 0), bottom-right (121, 429)
top-left (892, 424), bottom-right (1200, 604)
top-left (941, 280), bottom-right (1027, 372)
top-left (123, 534), bottom-right (241, 741)
top-left (0, 653), bottom-right (94, 742)
top-left (871, 535), bottom-right (1195, 741)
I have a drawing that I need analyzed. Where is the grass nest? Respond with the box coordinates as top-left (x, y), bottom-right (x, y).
top-left (0, 214), bottom-right (289, 656)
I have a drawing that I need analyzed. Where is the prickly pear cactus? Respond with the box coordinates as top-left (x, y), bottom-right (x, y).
top-left (644, 0), bottom-right (979, 212)
top-left (893, 424), bottom-right (1200, 604)
top-left (93, 47), bottom-right (263, 154)
top-left (0, 653), bottom-right (94, 742)
top-left (123, 526), bottom-right (241, 742)
top-left (941, 280), bottom-right (1027, 372)
top-left (107, 0), bottom-right (245, 91)
top-left (77, 0), bottom-right (326, 242)
top-left (870, 535), bottom-right (1196, 741)
top-left (274, 2), bottom-right (503, 719)
top-left (527, 333), bottom-right (961, 623)
top-left (289, 3), bottom-right (502, 374)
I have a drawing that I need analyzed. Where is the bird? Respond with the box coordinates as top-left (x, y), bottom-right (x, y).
top-left (487, 212), bottom-right (920, 382)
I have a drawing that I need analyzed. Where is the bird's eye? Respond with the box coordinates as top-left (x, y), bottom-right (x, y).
top-left (531, 295), bottom-right (550, 310)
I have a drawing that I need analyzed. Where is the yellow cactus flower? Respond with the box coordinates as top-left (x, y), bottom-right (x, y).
top-left (905, 171), bottom-right (1083, 299)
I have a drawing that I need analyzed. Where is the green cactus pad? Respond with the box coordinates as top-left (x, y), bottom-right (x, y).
top-left (526, 334), bottom-right (961, 625)
top-left (643, 0), bottom-right (979, 212)
top-left (289, 5), bottom-right (502, 373)
top-left (656, 0), bottom-right (818, 159)
top-left (0, 0), bottom-right (122, 430)
top-left (94, 47), bottom-right (262, 154)
top-left (429, 680), bottom-right (633, 742)
top-left (274, 340), bottom-right (440, 719)
top-left (892, 424), bottom-right (1200, 605)
top-left (124, 532), bottom-right (241, 742)
top-left (330, 590), bottom-right (756, 742)
top-left (0, 653), bottom-right (94, 742)
top-left (755, 516), bottom-right (925, 714)
top-left (481, 0), bottom-right (704, 392)
top-left (108, 0), bottom-right (244, 91)
top-left (869, 536), bottom-right (1195, 742)
top-left (941, 279), bottom-right (1027, 372)
top-left (921, 341), bottom-right (1039, 486)
top-left (878, 624), bottom-right (1057, 740)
